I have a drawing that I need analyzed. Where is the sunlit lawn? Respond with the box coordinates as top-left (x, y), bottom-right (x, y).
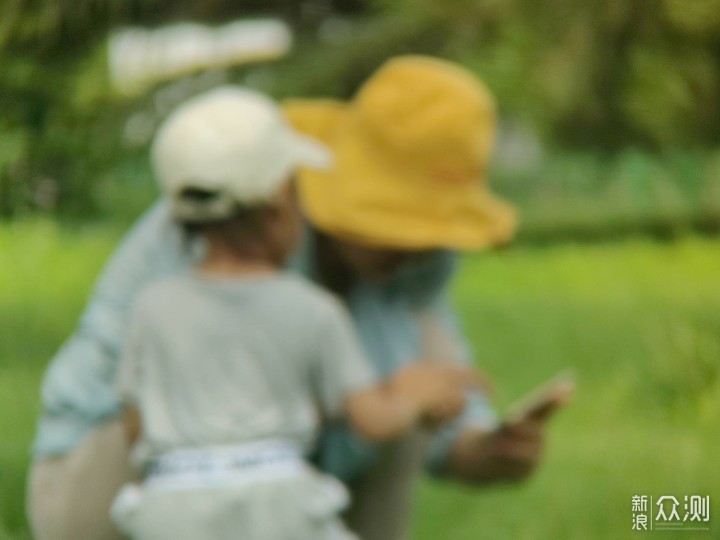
top-left (1, 220), bottom-right (718, 539)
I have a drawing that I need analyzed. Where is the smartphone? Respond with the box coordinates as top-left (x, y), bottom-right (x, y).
top-left (503, 370), bottom-right (576, 426)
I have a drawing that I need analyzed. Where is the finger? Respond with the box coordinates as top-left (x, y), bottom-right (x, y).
top-left (427, 394), bottom-right (465, 423)
top-left (477, 371), bottom-right (495, 398)
top-left (443, 395), bottom-right (465, 419)
top-left (419, 361), bottom-right (491, 393)
top-left (444, 365), bottom-right (494, 394)
top-left (494, 428), bottom-right (544, 460)
top-left (497, 439), bottom-right (543, 462)
top-left (526, 384), bottom-right (575, 422)
top-left (505, 383), bottom-right (575, 426)
top-left (422, 408), bottom-right (449, 427)
top-left (499, 419), bottom-right (542, 440)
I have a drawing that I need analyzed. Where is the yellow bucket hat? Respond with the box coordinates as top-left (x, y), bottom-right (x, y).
top-left (283, 55), bottom-right (518, 250)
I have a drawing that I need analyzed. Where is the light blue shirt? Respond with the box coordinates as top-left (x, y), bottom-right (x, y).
top-left (32, 201), bottom-right (497, 480)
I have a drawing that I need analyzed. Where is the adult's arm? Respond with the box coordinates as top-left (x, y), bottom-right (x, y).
top-left (33, 200), bottom-right (192, 457)
top-left (420, 295), bottom-right (546, 483)
top-left (121, 406), bottom-right (142, 446)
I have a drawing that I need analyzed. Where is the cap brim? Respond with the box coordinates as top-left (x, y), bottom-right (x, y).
top-left (290, 132), bottom-right (333, 171)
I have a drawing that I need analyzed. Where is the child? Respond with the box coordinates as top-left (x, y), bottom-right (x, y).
top-left (110, 87), bottom-right (472, 540)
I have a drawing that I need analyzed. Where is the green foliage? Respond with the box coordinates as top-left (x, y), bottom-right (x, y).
top-left (1, 224), bottom-right (718, 538)
top-left (663, 0), bottom-right (720, 37)
top-left (0, 1), bottom-right (322, 218)
top-left (384, 0), bottom-right (720, 149)
top-left (623, 42), bottom-right (719, 146)
top-left (492, 149), bottom-right (720, 242)
top-left (1, 1), bottom-right (720, 225)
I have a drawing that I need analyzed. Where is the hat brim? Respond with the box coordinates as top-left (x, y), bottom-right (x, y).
top-left (284, 99), bottom-right (518, 250)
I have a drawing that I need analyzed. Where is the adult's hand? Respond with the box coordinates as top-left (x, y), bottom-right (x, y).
top-left (448, 381), bottom-right (575, 483)
top-left (447, 392), bottom-right (570, 484)
top-left (447, 420), bottom-right (544, 483)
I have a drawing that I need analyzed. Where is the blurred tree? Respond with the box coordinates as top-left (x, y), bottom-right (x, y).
top-left (0, 0), bottom-right (371, 217)
top-left (1, 0), bottom-right (719, 217)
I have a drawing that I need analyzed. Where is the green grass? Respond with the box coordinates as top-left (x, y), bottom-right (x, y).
top-left (414, 239), bottom-right (720, 539)
top-left (0, 220), bottom-right (121, 539)
top-left (1, 221), bottom-right (718, 539)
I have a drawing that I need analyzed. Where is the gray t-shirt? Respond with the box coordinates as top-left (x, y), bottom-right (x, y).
top-left (115, 272), bottom-right (378, 465)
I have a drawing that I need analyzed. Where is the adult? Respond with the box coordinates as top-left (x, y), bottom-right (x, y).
top-left (28, 56), bottom-right (555, 540)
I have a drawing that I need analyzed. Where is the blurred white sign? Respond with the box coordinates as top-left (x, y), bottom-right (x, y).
top-left (109, 19), bottom-right (292, 96)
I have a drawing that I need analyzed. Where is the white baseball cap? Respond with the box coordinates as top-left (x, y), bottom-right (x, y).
top-left (151, 86), bottom-right (331, 222)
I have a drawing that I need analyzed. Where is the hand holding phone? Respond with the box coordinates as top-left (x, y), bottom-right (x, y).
top-left (503, 370), bottom-right (576, 426)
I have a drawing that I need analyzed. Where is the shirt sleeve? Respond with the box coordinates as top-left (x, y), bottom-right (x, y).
top-left (114, 299), bottom-right (151, 406)
top-left (311, 297), bottom-right (379, 420)
top-left (423, 293), bottom-right (500, 476)
top-left (39, 200), bottom-right (190, 419)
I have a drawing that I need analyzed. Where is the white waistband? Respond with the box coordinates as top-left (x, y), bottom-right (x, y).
top-left (144, 440), bottom-right (305, 491)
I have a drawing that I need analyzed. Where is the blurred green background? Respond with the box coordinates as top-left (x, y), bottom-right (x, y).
top-left (1, 0), bottom-right (718, 538)
top-left (3, 0), bottom-right (720, 236)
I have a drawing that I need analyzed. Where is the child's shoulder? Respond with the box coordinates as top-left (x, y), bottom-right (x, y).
top-left (273, 274), bottom-right (347, 319)
top-left (130, 274), bottom-right (194, 317)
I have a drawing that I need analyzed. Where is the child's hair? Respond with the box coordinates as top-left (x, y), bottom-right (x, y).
top-left (312, 228), bottom-right (357, 298)
top-left (178, 187), bottom-right (272, 257)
